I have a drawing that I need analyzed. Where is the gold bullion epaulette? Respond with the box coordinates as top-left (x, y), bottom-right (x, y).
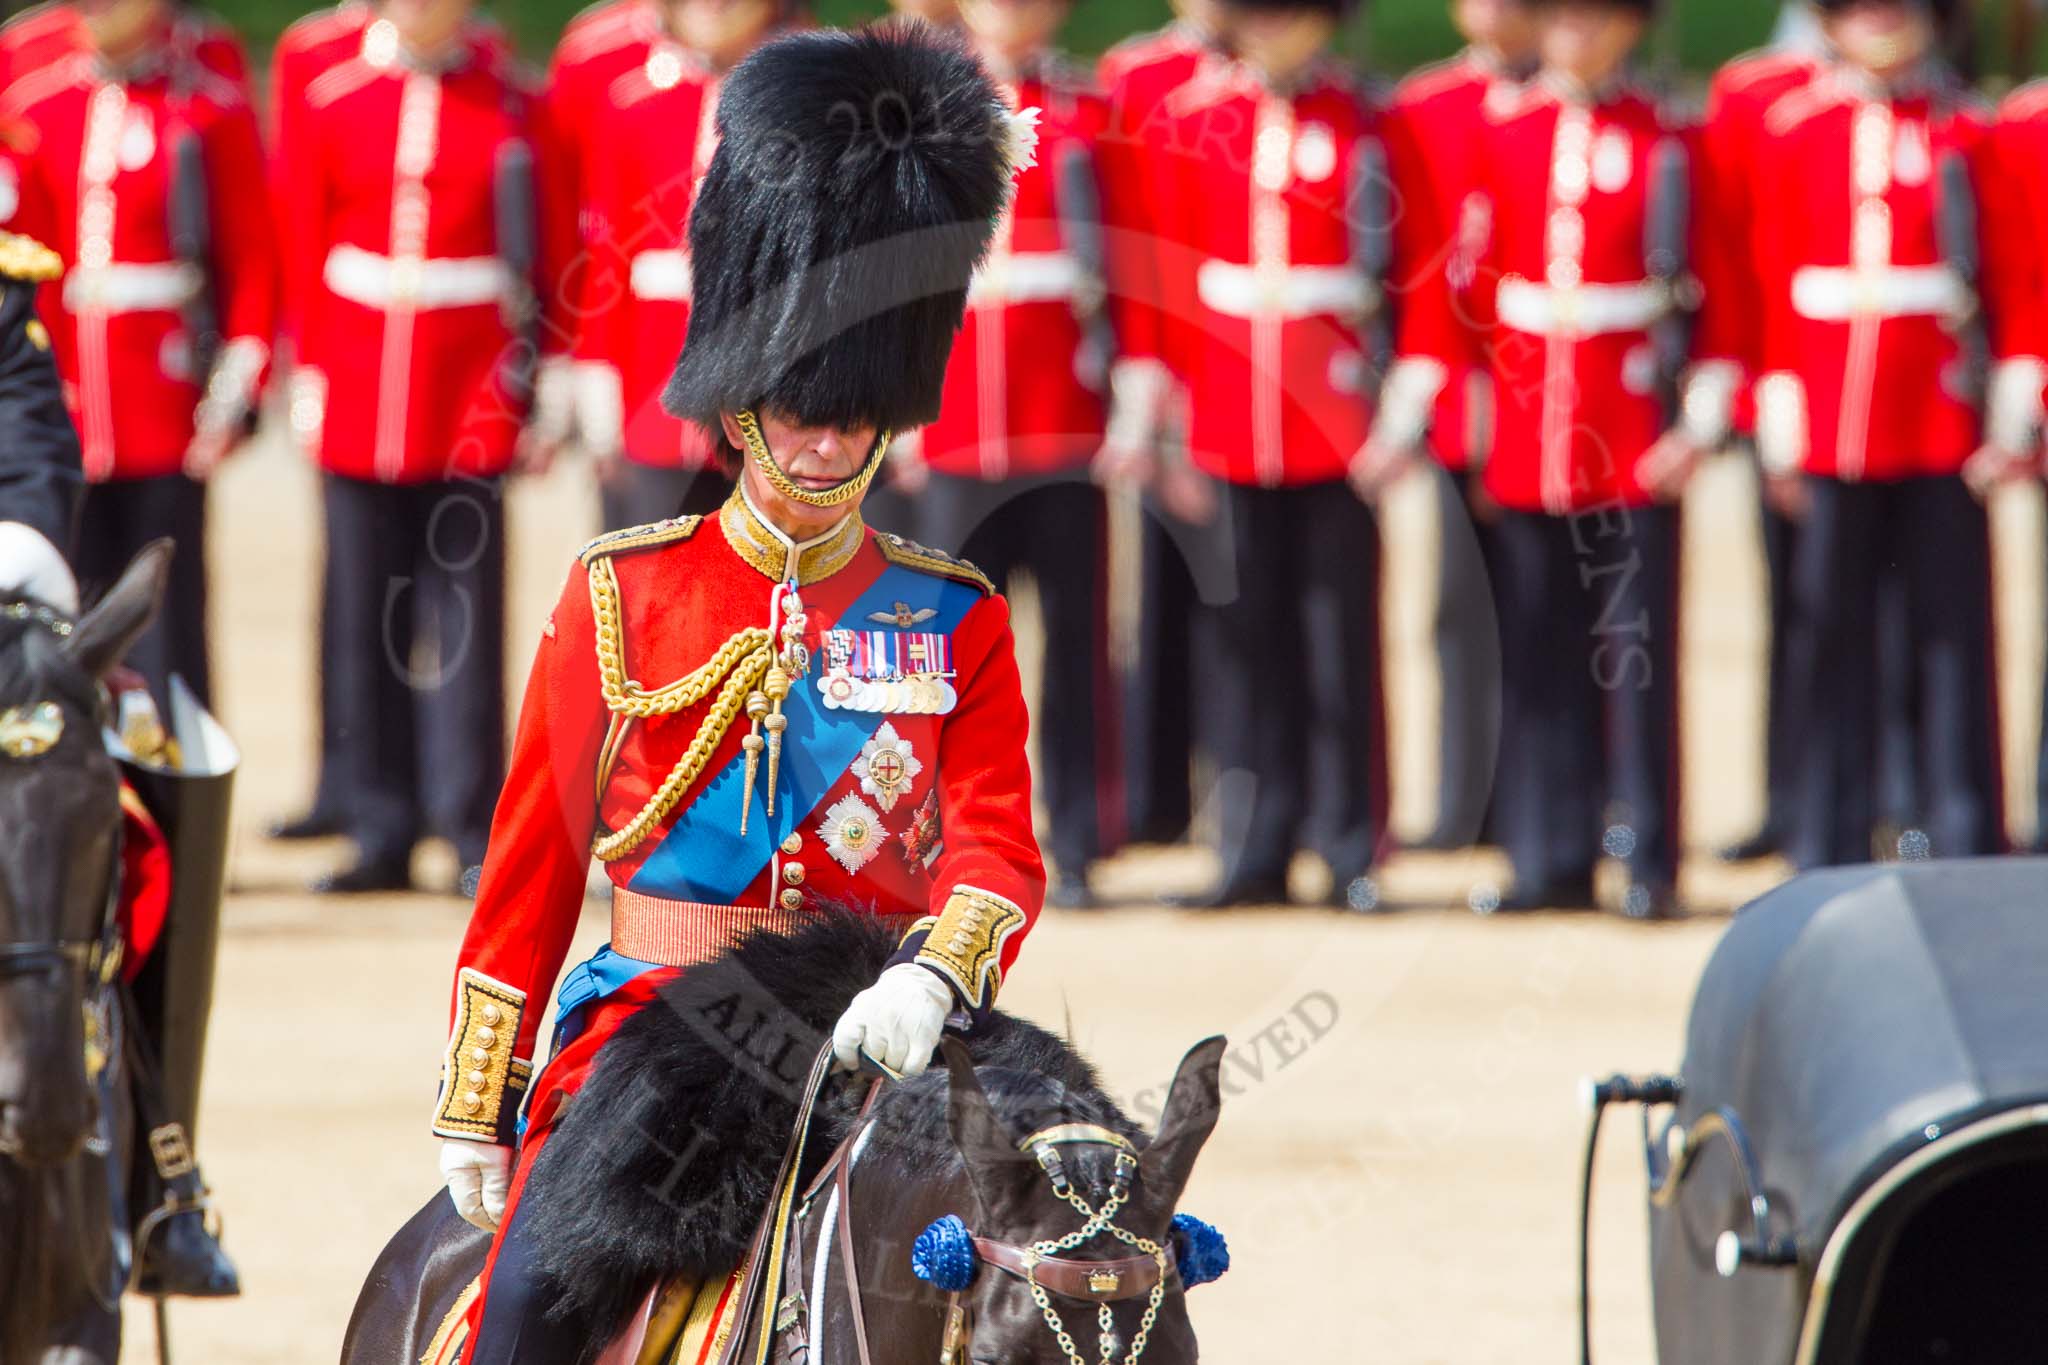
top-left (876, 532), bottom-right (994, 596)
top-left (578, 515), bottom-right (702, 567)
top-left (0, 232), bottom-right (61, 284)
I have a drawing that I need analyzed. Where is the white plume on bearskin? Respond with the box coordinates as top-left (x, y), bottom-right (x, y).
top-left (663, 22), bottom-right (1018, 439)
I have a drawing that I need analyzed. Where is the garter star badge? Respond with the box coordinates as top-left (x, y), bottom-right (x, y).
top-left (853, 722), bottom-right (922, 812)
top-left (819, 793), bottom-right (885, 873)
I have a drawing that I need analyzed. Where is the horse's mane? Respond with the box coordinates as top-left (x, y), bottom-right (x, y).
top-left (519, 910), bottom-right (1137, 1352)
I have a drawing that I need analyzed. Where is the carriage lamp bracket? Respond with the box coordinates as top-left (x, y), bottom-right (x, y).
top-left (1644, 1105), bottom-right (1798, 1277)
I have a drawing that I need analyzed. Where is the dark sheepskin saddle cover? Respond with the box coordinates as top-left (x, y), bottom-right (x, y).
top-left (518, 912), bottom-right (1133, 1347)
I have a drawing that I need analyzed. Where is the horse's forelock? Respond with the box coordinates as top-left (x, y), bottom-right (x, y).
top-left (0, 605), bottom-right (97, 717)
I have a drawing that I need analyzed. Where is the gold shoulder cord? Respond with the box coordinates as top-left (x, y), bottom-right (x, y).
top-left (585, 552), bottom-right (775, 862)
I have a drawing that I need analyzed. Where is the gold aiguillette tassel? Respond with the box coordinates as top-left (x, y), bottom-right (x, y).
top-left (762, 666), bottom-right (792, 818)
top-left (739, 691), bottom-right (769, 836)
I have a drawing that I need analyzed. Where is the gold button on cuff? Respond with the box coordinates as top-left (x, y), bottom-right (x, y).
top-left (466, 1070), bottom-right (487, 1090)
top-left (781, 833), bottom-right (803, 855)
top-left (474, 1026), bottom-right (496, 1048)
top-left (461, 1092), bottom-right (483, 1113)
top-left (779, 887), bottom-right (805, 911)
top-left (783, 863), bottom-right (806, 886)
top-left (469, 1047), bottom-right (489, 1066)
top-left (481, 1004), bottom-right (503, 1026)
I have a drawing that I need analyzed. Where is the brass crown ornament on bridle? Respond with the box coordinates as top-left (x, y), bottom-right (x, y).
top-left (910, 1124), bottom-right (1231, 1365)
top-left (733, 409), bottom-right (892, 510)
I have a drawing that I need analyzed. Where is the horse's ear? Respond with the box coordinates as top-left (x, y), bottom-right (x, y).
top-left (943, 1037), bottom-right (1029, 1214)
top-left (1139, 1036), bottom-right (1228, 1206)
top-left (64, 539), bottom-right (172, 680)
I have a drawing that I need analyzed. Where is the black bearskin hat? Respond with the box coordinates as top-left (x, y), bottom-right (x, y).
top-left (663, 23), bottom-right (1017, 439)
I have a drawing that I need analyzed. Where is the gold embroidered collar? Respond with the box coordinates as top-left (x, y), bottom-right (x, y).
top-left (719, 486), bottom-right (865, 586)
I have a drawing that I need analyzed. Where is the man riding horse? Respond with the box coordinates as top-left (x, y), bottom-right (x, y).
top-left (0, 230), bottom-right (239, 1300)
top-left (434, 24), bottom-right (1051, 1359)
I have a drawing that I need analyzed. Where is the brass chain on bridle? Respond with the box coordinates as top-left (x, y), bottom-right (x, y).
top-left (1020, 1156), bottom-right (1168, 1365)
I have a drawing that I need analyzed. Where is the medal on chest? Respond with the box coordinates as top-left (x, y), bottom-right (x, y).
top-left (818, 613), bottom-right (957, 715)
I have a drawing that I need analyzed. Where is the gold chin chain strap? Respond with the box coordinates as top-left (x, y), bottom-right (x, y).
top-left (587, 555), bottom-right (775, 861)
top-left (734, 408), bottom-right (892, 509)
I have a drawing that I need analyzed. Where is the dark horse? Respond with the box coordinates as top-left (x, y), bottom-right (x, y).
top-left (345, 915), bottom-right (1229, 1364)
top-left (0, 542), bottom-right (169, 1365)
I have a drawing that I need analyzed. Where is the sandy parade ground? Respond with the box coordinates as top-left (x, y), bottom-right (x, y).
top-left (103, 421), bottom-right (2048, 1363)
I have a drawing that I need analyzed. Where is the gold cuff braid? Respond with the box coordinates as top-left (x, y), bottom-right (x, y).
top-left (916, 886), bottom-right (1027, 1009)
top-left (433, 970), bottom-right (532, 1140)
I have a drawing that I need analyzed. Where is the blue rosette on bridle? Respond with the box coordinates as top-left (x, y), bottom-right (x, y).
top-left (912, 1214), bottom-right (980, 1292)
top-left (1170, 1213), bottom-right (1230, 1287)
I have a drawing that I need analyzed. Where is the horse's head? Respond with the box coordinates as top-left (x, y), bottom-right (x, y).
top-left (0, 541), bottom-right (168, 1168)
top-left (927, 1035), bottom-right (1229, 1364)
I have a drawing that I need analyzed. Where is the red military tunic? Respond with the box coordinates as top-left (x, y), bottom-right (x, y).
top-left (281, 22), bottom-right (560, 484)
top-left (574, 40), bottom-right (725, 469)
top-left (1982, 81), bottom-right (2048, 453)
top-left (921, 61), bottom-right (1108, 479)
top-left (1378, 49), bottom-right (1522, 470)
top-left (1750, 70), bottom-right (2000, 483)
top-left (0, 39), bottom-right (277, 482)
top-left (0, 3), bottom-right (249, 97)
top-left (434, 489), bottom-right (1046, 1149)
top-left (1096, 20), bottom-right (1217, 408)
top-left (1694, 47), bottom-right (1823, 441)
top-left (537, 0), bottom-right (664, 422)
top-left (1156, 58), bottom-right (1387, 487)
top-left (1468, 79), bottom-right (1705, 513)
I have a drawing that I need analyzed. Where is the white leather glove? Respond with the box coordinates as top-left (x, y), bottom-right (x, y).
top-left (832, 962), bottom-right (955, 1078)
top-left (0, 522), bottom-right (78, 614)
top-left (439, 1140), bottom-right (513, 1232)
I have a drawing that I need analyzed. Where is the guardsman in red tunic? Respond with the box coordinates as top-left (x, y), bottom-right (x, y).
top-left (893, 0), bottom-right (1113, 907)
top-left (1986, 77), bottom-right (2048, 849)
top-left (1368, 0), bottom-right (1536, 852)
top-left (263, 3), bottom-right (514, 847)
top-left (530, 0), bottom-right (663, 486)
top-left (280, 0), bottom-right (565, 893)
top-left (1751, 0), bottom-right (2007, 869)
top-left (570, 0), bottom-right (786, 532)
top-left (431, 29), bottom-right (1040, 1360)
top-left (1460, 0), bottom-right (1712, 916)
top-left (1151, 0), bottom-right (1394, 907)
top-left (1093, 0), bottom-right (1225, 851)
top-left (0, 2), bottom-right (250, 102)
top-left (1697, 37), bottom-right (1823, 863)
top-left (0, 0), bottom-right (276, 715)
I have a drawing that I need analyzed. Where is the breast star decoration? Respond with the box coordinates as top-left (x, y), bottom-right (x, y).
top-left (851, 722), bottom-right (922, 813)
top-left (818, 792), bottom-right (885, 874)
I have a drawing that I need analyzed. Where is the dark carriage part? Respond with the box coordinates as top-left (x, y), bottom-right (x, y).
top-left (1582, 860), bottom-right (2048, 1365)
top-left (111, 675), bottom-right (239, 1143)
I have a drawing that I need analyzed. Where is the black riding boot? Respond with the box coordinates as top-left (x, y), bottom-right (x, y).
top-left (122, 990), bottom-right (240, 1298)
top-left (131, 1120), bottom-right (240, 1298)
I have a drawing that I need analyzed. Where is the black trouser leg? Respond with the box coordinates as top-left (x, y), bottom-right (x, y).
top-left (1895, 476), bottom-right (2002, 857)
top-left (598, 459), bottom-right (732, 532)
top-left (1591, 503), bottom-right (1681, 889)
top-left (464, 1196), bottom-right (592, 1365)
top-left (412, 479), bottom-right (508, 871)
top-left (1427, 465), bottom-right (1501, 847)
top-left (75, 474), bottom-right (210, 710)
top-left (1124, 501), bottom-right (1197, 843)
top-left (1194, 485), bottom-right (1301, 891)
top-left (1295, 481), bottom-right (1384, 884)
top-left (1491, 511), bottom-right (1602, 893)
top-left (1758, 491), bottom-right (1800, 840)
top-left (924, 475), bottom-right (1108, 875)
top-left (323, 474), bottom-right (423, 864)
top-left (1874, 544), bottom-right (1922, 832)
top-left (1784, 480), bottom-right (1881, 870)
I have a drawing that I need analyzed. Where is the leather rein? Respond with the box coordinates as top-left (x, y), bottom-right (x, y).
top-left (779, 1104), bottom-right (1174, 1365)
